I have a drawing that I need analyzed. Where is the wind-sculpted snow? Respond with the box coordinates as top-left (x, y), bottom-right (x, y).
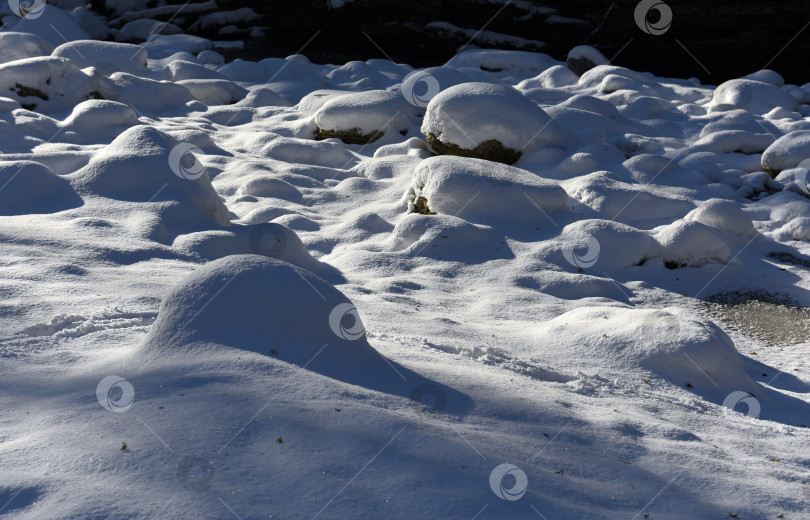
top-left (1, 21), bottom-right (810, 519)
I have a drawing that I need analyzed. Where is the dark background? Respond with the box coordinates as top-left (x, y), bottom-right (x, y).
top-left (93, 0), bottom-right (810, 86)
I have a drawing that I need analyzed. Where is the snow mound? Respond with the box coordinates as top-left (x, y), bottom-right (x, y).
top-left (172, 223), bottom-right (323, 275)
top-left (10, 4), bottom-right (90, 47)
top-left (566, 45), bottom-right (608, 76)
top-left (534, 306), bottom-right (760, 404)
top-left (0, 161), bottom-right (83, 215)
top-left (564, 171), bottom-right (694, 228)
top-left (119, 19), bottom-right (183, 41)
top-left (141, 34), bottom-right (212, 60)
top-left (550, 219), bottom-right (661, 272)
top-left (140, 255), bottom-right (454, 398)
top-left (421, 82), bottom-right (576, 160)
top-left (741, 69), bottom-right (785, 87)
top-left (516, 64), bottom-right (578, 90)
top-left (59, 99), bottom-right (139, 144)
top-left (655, 219), bottom-right (732, 267)
top-left (100, 72), bottom-right (196, 114)
top-left (408, 155), bottom-right (569, 222)
top-left (399, 66), bottom-right (471, 107)
top-left (52, 40), bottom-right (147, 74)
top-left (761, 130), bottom-right (810, 174)
top-left (166, 59), bottom-right (227, 81)
top-left (69, 126), bottom-right (229, 227)
top-left (443, 49), bottom-right (560, 77)
top-left (710, 79), bottom-right (798, 115)
top-left (0, 32), bottom-right (54, 64)
top-left (684, 198), bottom-right (756, 240)
top-left (176, 78), bottom-right (247, 105)
top-left (236, 87), bottom-right (293, 108)
top-left (313, 90), bottom-right (415, 138)
top-left (0, 56), bottom-right (93, 113)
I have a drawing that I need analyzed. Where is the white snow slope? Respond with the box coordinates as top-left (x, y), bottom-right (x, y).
top-left (2, 6), bottom-right (810, 520)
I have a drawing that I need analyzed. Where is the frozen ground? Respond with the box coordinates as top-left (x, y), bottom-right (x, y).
top-left (1, 3), bottom-right (810, 520)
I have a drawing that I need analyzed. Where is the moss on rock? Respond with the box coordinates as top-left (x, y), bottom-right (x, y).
top-left (413, 196), bottom-right (435, 215)
top-left (425, 133), bottom-right (522, 165)
top-left (315, 126), bottom-right (384, 145)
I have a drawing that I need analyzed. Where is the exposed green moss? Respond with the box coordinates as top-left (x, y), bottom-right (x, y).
top-left (413, 196), bottom-right (436, 215)
top-left (12, 83), bottom-right (48, 100)
top-left (425, 133), bottom-right (522, 165)
top-left (315, 126), bottom-right (384, 144)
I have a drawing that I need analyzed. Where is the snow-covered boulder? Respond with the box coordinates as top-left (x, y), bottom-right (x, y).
top-left (52, 40), bottom-right (148, 74)
top-left (0, 56), bottom-right (94, 113)
top-left (98, 72), bottom-right (196, 114)
top-left (761, 130), bottom-right (810, 175)
top-left (118, 19), bottom-right (183, 41)
top-left (550, 219), bottom-right (662, 272)
top-left (58, 99), bottom-right (139, 144)
top-left (710, 78), bottom-right (798, 115)
top-left (0, 32), bottom-right (54, 65)
top-left (684, 198), bottom-right (757, 240)
top-left (421, 82), bottom-right (576, 164)
top-left (566, 45), bottom-right (608, 76)
top-left (407, 155), bottom-right (569, 221)
top-left (655, 219), bottom-right (732, 268)
top-left (69, 126), bottom-right (230, 229)
top-left (313, 90), bottom-right (415, 144)
top-left (10, 4), bottom-right (90, 47)
top-left (236, 87), bottom-right (293, 108)
top-left (176, 79), bottom-right (248, 105)
top-left (0, 161), bottom-right (82, 215)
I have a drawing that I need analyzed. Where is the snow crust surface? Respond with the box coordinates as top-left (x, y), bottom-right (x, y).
top-left (2, 10), bottom-right (810, 520)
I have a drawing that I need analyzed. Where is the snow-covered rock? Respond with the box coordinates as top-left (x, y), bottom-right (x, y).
top-left (684, 198), bottom-right (757, 240)
top-left (761, 130), bottom-right (810, 174)
top-left (421, 82), bottom-right (577, 164)
top-left (313, 90), bottom-right (415, 144)
top-left (0, 32), bottom-right (54, 64)
top-left (566, 45), bottom-right (609, 76)
top-left (655, 219), bottom-right (732, 267)
top-left (407, 155), bottom-right (569, 222)
top-left (52, 40), bottom-right (147, 74)
top-left (0, 56), bottom-right (94, 113)
top-left (710, 78), bottom-right (798, 115)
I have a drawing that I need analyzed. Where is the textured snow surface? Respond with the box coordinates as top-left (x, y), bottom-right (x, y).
top-left (1, 15), bottom-right (810, 519)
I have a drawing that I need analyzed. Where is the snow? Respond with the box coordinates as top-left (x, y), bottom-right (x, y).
top-left (421, 82), bottom-right (577, 154)
top-left (313, 89), bottom-right (415, 136)
top-left (1, 15), bottom-right (810, 520)
top-left (52, 40), bottom-right (148, 74)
